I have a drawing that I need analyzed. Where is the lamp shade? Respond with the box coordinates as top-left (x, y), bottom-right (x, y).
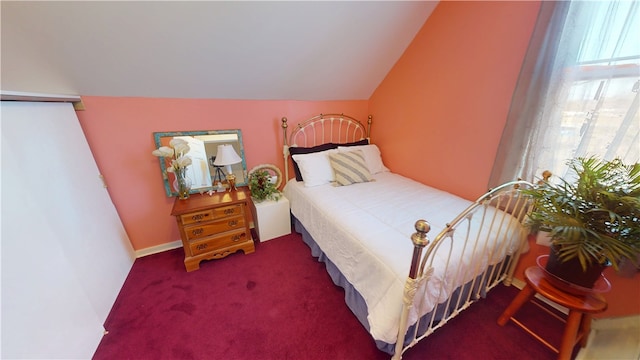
top-left (213, 144), bottom-right (242, 166)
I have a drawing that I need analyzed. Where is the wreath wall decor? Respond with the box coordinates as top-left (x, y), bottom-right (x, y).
top-left (248, 164), bottom-right (283, 189)
top-left (248, 164), bottom-right (283, 202)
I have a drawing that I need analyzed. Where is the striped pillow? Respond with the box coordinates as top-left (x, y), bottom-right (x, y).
top-left (328, 150), bottom-right (373, 186)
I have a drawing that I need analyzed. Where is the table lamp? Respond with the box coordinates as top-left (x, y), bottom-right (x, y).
top-left (213, 144), bottom-right (242, 191)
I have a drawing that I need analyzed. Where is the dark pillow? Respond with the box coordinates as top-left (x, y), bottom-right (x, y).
top-left (288, 139), bottom-right (369, 181)
top-left (289, 143), bottom-right (338, 181)
top-left (337, 138), bottom-right (369, 147)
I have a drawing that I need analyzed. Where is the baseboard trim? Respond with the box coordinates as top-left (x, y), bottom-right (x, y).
top-left (135, 240), bottom-right (183, 258)
top-left (511, 277), bottom-right (526, 289)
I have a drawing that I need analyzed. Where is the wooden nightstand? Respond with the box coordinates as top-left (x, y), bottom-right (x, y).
top-left (171, 188), bottom-right (255, 271)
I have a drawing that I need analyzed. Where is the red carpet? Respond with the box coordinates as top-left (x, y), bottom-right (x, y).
top-left (93, 231), bottom-right (565, 359)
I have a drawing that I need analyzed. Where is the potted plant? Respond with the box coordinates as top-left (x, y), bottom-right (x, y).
top-left (248, 168), bottom-right (282, 203)
top-left (526, 156), bottom-right (640, 288)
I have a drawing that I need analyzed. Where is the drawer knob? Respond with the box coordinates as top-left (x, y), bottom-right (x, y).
top-left (231, 233), bottom-right (245, 242)
top-left (191, 228), bottom-right (204, 236)
top-left (228, 220), bottom-right (239, 227)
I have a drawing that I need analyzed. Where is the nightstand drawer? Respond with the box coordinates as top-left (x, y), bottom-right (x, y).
top-left (180, 204), bottom-right (244, 225)
top-left (189, 230), bottom-right (249, 256)
top-left (181, 209), bottom-right (215, 225)
top-left (211, 204), bottom-right (244, 219)
top-left (184, 216), bottom-right (246, 240)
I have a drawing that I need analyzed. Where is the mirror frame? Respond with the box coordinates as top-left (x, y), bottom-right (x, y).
top-left (153, 129), bottom-right (248, 197)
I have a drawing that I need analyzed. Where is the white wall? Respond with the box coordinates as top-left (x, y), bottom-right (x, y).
top-left (1, 101), bottom-right (135, 358)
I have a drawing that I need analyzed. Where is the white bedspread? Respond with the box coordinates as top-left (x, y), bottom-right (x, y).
top-left (284, 172), bottom-right (524, 344)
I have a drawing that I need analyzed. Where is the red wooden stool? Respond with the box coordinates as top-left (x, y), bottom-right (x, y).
top-left (497, 266), bottom-right (608, 360)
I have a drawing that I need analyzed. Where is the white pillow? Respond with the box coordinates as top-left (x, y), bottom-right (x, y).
top-left (337, 144), bottom-right (389, 174)
top-left (292, 149), bottom-right (338, 187)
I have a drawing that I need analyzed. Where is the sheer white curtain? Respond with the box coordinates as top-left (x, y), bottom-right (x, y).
top-left (489, 0), bottom-right (639, 186)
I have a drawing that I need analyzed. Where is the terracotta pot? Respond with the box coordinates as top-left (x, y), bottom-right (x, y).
top-left (545, 246), bottom-right (605, 289)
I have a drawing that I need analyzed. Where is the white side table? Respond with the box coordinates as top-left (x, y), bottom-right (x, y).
top-left (250, 195), bottom-right (291, 242)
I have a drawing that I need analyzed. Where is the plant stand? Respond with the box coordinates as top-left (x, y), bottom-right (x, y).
top-left (251, 196), bottom-right (291, 242)
top-left (498, 266), bottom-right (608, 360)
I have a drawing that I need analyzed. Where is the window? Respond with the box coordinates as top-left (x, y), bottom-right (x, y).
top-left (490, 1), bottom-right (639, 185)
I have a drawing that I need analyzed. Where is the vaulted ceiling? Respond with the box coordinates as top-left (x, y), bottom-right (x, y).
top-left (1, 1), bottom-right (438, 101)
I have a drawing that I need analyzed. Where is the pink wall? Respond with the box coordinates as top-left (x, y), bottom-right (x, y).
top-left (369, 1), bottom-right (541, 200)
top-left (76, 97), bottom-right (367, 251)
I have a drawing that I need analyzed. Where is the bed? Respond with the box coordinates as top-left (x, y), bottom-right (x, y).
top-left (280, 114), bottom-right (533, 359)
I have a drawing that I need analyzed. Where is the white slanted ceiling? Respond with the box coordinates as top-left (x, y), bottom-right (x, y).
top-left (1, 1), bottom-right (438, 100)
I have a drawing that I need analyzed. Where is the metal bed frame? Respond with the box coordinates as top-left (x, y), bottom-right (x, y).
top-left (281, 114), bottom-right (533, 359)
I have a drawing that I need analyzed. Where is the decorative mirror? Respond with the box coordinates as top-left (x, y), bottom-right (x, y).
top-left (153, 130), bottom-right (248, 197)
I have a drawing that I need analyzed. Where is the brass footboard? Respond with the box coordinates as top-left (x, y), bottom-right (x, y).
top-left (393, 180), bottom-right (534, 359)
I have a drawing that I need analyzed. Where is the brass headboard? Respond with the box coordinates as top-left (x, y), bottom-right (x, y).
top-left (281, 113), bottom-right (372, 181)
